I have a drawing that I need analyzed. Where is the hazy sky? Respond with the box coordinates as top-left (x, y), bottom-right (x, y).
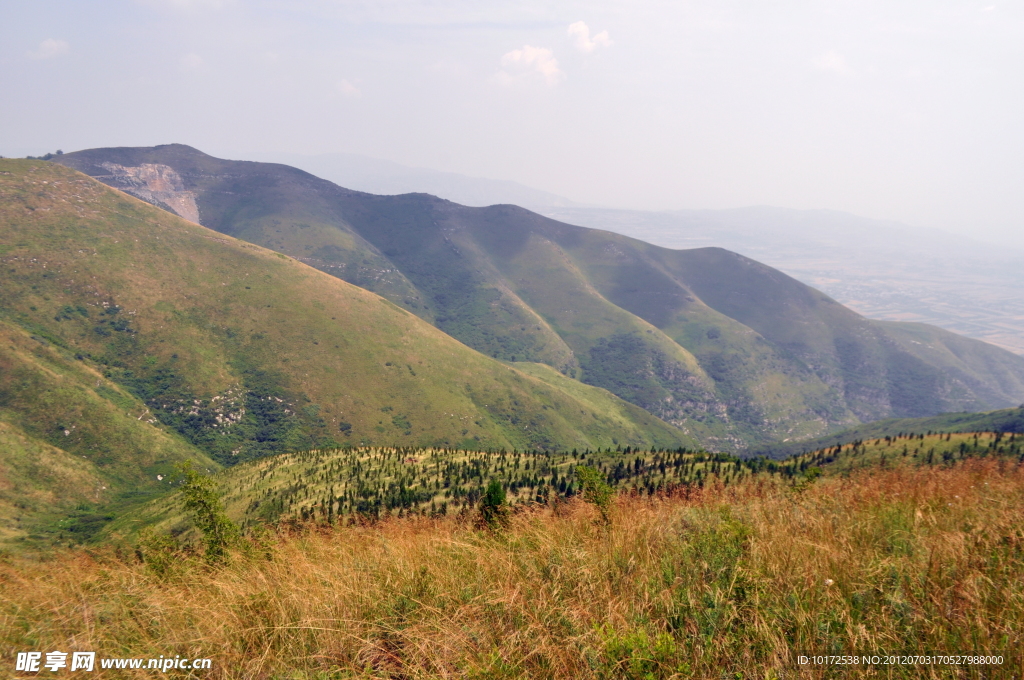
top-left (2, 1), bottom-right (1022, 244)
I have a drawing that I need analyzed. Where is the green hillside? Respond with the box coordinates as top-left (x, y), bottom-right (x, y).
top-left (0, 317), bottom-right (217, 545)
top-left (56, 145), bottom-right (1024, 451)
top-left (106, 423), bottom-right (1021, 547)
top-left (752, 405), bottom-right (1024, 459)
top-left (0, 159), bottom-right (701, 543)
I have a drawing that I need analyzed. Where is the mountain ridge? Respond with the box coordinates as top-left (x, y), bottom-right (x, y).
top-left (53, 144), bottom-right (1024, 450)
top-left (234, 150), bottom-right (583, 209)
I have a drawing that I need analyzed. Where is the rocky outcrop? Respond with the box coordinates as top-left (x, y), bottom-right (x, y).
top-left (98, 162), bottom-right (201, 224)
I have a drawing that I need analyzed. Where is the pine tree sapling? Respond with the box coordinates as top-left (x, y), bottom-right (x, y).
top-left (478, 478), bottom-right (510, 531)
top-left (135, 528), bottom-right (181, 578)
top-left (177, 460), bottom-right (239, 562)
top-left (576, 465), bottom-right (613, 524)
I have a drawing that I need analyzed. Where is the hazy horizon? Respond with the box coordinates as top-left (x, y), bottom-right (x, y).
top-left (2, 1), bottom-right (1022, 246)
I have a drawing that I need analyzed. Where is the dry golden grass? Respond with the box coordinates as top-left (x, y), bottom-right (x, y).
top-left (3, 459), bottom-right (1023, 679)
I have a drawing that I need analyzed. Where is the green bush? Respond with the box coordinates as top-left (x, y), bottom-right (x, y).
top-left (477, 478), bottom-right (509, 531)
top-left (577, 464), bottom-right (613, 524)
top-left (177, 460), bottom-right (239, 562)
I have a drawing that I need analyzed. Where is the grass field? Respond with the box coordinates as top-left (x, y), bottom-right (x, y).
top-left (2, 436), bottom-right (1022, 678)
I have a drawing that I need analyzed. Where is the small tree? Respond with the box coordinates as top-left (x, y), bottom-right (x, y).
top-left (576, 465), bottom-right (613, 524)
top-left (177, 460), bottom-right (239, 562)
top-left (478, 478), bottom-right (510, 531)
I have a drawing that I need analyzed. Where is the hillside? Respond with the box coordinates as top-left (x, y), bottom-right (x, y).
top-left (106, 425), bottom-right (1020, 546)
top-left (545, 205), bottom-right (1024, 355)
top-left (0, 159), bottom-right (698, 542)
top-left (0, 317), bottom-right (217, 545)
top-left (56, 144), bottom-right (1024, 450)
top-left (5, 436), bottom-right (1021, 678)
top-left (752, 405), bottom-right (1024, 459)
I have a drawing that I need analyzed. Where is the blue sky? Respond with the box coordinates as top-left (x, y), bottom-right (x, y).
top-left (2, 0), bottom-right (1022, 243)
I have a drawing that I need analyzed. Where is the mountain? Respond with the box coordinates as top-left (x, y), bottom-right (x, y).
top-left (54, 144), bottom-right (1024, 451)
top-left (237, 150), bottom-right (581, 210)
top-left (543, 206), bottom-right (1024, 355)
top-left (0, 158), bottom-right (700, 543)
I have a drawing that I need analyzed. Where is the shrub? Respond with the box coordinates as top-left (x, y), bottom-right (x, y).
top-left (477, 478), bottom-right (509, 531)
top-left (576, 464), bottom-right (613, 524)
top-left (176, 460), bottom-right (239, 562)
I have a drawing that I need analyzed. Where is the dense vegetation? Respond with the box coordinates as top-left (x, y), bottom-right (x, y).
top-left (3, 434), bottom-right (1022, 678)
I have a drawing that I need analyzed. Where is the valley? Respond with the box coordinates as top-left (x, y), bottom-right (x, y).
top-left (6, 3), bottom-right (1022, 676)
top-left (3, 154), bottom-right (1023, 677)
top-left (53, 146), bottom-right (1024, 454)
top-left (4, 151), bottom-right (1024, 549)
top-left (0, 158), bottom-right (689, 544)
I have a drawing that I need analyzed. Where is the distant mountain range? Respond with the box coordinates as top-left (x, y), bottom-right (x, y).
top-left (53, 145), bottom-right (1024, 454)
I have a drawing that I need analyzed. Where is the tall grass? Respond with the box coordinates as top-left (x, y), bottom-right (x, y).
top-left (3, 458), bottom-right (1022, 678)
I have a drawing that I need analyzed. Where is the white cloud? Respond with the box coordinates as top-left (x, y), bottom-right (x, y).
top-left (337, 79), bottom-right (361, 98)
top-left (812, 50), bottom-right (853, 76)
top-left (180, 53), bottom-right (205, 70)
top-left (497, 45), bottom-right (564, 87)
top-left (567, 21), bottom-right (611, 54)
top-left (28, 39), bottom-right (69, 60)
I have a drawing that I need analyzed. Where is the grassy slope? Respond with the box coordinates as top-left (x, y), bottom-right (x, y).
top-left (106, 418), bottom-right (1024, 550)
top-left (4, 439), bottom-right (1022, 678)
top-left (0, 160), bottom-right (692, 459)
top-left (55, 145), bottom-right (1024, 452)
top-left (753, 406), bottom-right (1024, 458)
top-left (52, 144), bottom-right (430, 319)
top-left (0, 317), bottom-right (216, 545)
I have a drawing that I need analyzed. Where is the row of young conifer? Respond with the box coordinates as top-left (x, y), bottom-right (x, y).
top-left (215, 431), bottom-right (1021, 528)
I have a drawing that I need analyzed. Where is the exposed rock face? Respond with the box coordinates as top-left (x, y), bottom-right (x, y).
top-left (97, 162), bottom-right (201, 224)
